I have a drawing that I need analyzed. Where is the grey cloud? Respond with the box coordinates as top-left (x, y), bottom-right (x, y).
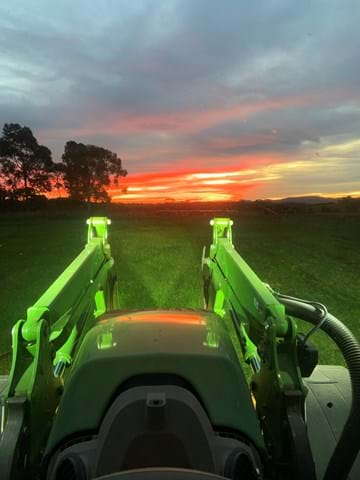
top-left (0, 0), bottom-right (359, 183)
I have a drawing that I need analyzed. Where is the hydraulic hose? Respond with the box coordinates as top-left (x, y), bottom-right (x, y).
top-left (275, 295), bottom-right (360, 480)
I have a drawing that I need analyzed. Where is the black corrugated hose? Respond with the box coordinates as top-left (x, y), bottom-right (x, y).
top-left (275, 294), bottom-right (360, 480)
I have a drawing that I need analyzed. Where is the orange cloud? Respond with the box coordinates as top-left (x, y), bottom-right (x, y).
top-left (49, 159), bottom-right (360, 203)
top-left (109, 166), bottom-right (269, 203)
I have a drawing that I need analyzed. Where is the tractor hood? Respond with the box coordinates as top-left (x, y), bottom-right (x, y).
top-left (45, 309), bottom-right (263, 454)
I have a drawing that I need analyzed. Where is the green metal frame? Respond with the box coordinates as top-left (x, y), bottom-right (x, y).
top-left (0, 217), bottom-right (119, 477)
top-left (203, 218), bottom-right (314, 478)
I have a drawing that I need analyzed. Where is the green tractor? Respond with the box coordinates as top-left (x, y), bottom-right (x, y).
top-left (0, 217), bottom-right (359, 480)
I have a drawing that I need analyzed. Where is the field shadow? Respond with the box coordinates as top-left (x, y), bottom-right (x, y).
top-left (113, 246), bottom-right (157, 310)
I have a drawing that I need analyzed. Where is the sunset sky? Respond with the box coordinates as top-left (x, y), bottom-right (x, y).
top-left (1, 0), bottom-right (359, 202)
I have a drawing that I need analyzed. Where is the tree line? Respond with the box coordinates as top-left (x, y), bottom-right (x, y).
top-left (0, 123), bottom-right (127, 203)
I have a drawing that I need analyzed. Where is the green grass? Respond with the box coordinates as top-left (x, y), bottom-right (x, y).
top-left (0, 213), bottom-right (359, 373)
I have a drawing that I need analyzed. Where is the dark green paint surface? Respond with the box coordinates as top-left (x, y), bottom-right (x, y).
top-left (46, 309), bottom-right (263, 453)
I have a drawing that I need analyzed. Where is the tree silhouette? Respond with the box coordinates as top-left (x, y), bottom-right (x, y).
top-left (60, 141), bottom-right (127, 202)
top-left (0, 123), bottom-right (54, 200)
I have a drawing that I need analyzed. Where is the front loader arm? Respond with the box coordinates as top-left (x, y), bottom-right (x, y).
top-left (0, 217), bottom-right (119, 479)
top-left (203, 218), bottom-right (316, 480)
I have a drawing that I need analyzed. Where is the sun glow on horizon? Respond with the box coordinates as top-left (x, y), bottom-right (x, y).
top-left (48, 138), bottom-right (360, 203)
top-left (109, 144), bottom-right (360, 203)
top-left (109, 166), bottom-right (284, 203)
top-left (187, 169), bottom-right (257, 180)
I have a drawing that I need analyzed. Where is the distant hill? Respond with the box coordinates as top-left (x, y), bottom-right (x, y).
top-left (264, 195), bottom-right (337, 205)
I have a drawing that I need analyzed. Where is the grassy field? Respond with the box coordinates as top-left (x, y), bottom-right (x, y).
top-left (0, 212), bottom-right (359, 373)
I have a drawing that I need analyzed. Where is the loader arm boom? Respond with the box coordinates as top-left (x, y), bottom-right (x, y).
top-left (203, 218), bottom-right (316, 480)
top-left (0, 217), bottom-right (119, 478)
